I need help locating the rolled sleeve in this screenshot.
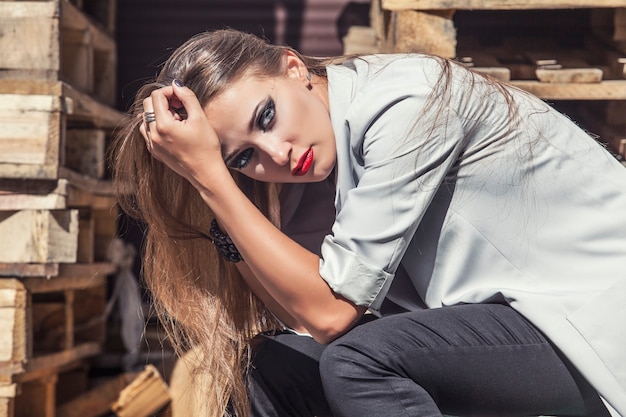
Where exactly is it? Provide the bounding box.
[319,235,394,311]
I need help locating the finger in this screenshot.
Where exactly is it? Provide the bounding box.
[170,80,206,120]
[140,98,156,152]
[142,97,157,129]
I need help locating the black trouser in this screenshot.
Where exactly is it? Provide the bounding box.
[247,304,609,417]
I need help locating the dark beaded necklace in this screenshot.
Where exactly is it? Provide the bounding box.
[210,219,243,263]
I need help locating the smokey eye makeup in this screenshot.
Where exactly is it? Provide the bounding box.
[257,98,275,132]
[228,98,277,170]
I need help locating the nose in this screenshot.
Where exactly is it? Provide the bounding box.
[261,136,291,167]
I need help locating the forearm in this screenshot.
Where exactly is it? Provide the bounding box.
[235,262,307,333]
[198,168,365,343]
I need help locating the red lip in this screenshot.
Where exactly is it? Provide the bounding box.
[292,147,313,176]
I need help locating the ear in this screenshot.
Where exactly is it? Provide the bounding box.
[284,50,309,84]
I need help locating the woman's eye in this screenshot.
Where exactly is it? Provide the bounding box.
[233,148,254,169]
[257,99,275,132]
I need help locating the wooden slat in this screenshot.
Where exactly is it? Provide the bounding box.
[382,0,626,10]
[0,264,60,279]
[0,94,64,173]
[0,176,115,211]
[0,210,78,263]
[20,342,101,378]
[0,262,114,281]
[0,280,27,364]
[510,79,626,99]
[535,68,604,83]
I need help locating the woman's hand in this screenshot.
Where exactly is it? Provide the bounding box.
[140,80,229,191]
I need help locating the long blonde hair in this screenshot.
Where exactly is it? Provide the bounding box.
[111,29,328,417]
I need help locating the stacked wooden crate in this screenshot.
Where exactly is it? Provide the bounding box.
[0,0,128,415]
[352,0,626,162]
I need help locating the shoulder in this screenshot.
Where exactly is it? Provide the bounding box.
[327,54,445,94]
[326,55,447,137]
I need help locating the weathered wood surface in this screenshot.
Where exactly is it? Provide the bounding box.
[0,210,78,264]
[509,79,626,99]
[382,0,626,10]
[0,281,27,365]
[0,93,64,179]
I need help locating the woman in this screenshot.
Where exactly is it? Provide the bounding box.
[112,29,626,417]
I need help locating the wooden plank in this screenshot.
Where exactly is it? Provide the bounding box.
[19,342,101,377]
[536,68,604,83]
[0,210,78,263]
[0,262,113,281]
[22,273,108,294]
[0,280,27,364]
[0,264,59,278]
[112,365,171,417]
[0,94,64,167]
[509,79,626,99]
[382,0,626,10]
[0,177,116,211]
[0,383,17,399]
[0,180,68,210]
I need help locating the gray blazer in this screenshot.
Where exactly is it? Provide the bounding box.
[282,55,626,416]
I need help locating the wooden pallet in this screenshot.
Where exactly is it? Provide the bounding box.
[0,0,117,105]
[0,80,126,180]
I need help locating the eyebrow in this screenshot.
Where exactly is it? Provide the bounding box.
[222,98,265,166]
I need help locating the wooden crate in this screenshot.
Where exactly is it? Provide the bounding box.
[0,81,126,180]
[0,0,117,105]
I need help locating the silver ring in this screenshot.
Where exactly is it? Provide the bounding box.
[144,111,156,124]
